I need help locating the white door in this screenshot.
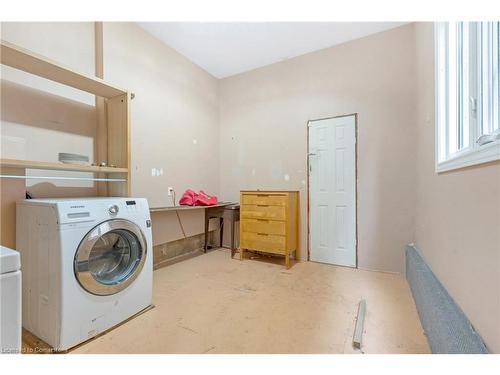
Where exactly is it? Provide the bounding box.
[309,115,356,267]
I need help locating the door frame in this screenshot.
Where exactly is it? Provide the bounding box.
[306,113,359,267]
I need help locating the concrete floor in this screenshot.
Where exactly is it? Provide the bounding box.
[72,248,430,354]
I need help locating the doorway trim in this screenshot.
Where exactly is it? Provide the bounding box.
[306,113,359,267]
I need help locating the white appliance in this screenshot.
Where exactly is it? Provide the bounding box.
[16,197,153,351]
[0,246,22,354]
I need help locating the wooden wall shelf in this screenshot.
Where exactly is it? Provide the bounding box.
[0,159,128,174]
[0,38,132,249]
[1,40,127,99]
[1,39,132,197]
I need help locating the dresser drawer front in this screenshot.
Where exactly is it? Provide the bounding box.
[241,219,286,235]
[241,194,288,206]
[240,205,286,220]
[241,232,286,254]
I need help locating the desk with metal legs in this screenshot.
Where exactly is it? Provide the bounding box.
[150,202,240,256]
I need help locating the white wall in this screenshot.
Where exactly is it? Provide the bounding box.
[102,23,220,244]
[1,22,95,103]
[218,24,418,271]
[1,22,419,260]
[1,22,220,246]
[414,22,500,353]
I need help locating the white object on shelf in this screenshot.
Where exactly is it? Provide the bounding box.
[0,246,22,354]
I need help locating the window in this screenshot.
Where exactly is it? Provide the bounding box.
[435,22,500,172]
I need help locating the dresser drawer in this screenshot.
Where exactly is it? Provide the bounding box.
[241,218,286,235]
[241,194,288,206]
[240,232,286,254]
[240,204,286,220]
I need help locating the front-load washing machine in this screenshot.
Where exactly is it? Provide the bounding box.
[16,197,153,351]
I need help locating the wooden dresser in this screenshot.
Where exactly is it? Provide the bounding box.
[239,191,299,269]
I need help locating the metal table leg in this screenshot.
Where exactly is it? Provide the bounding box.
[219,217,224,248]
[204,208,209,253]
[230,216,236,258]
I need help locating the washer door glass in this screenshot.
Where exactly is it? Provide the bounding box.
[74,219,147,296]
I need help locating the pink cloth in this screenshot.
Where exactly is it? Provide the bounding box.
[178,189,218,206]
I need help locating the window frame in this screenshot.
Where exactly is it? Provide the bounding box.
[435,22,500,173]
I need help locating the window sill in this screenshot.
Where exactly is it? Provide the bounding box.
[436,140,500,173]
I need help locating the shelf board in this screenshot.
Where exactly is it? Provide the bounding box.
[1,40,127,99]
[0,159,128,173]
[150,202,235,213]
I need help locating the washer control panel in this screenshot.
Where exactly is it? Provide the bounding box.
[106,200,140,216]
[125,200,139,213]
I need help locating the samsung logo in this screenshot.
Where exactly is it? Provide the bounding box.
[70,205,85,209]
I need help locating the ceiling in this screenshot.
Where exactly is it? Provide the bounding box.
[138,22,407,79]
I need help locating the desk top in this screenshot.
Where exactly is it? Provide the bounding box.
[149,201,236,213]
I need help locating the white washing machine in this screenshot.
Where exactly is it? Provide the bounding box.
[16,197,153,351]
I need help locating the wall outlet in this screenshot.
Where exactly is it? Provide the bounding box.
[168,187,174,196]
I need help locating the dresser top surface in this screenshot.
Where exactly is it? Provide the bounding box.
[240,190,299,194]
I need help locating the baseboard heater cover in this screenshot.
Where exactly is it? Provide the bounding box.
[405,244,488,354]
